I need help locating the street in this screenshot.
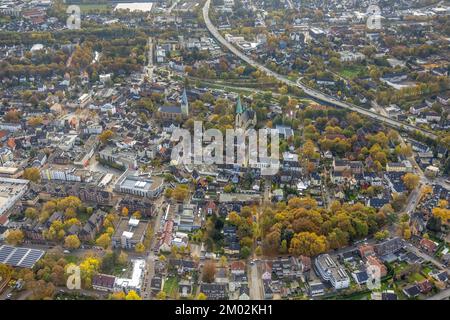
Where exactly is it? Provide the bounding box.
[427,287,450,300]
[248,261,263,300]
[141,196,167,300]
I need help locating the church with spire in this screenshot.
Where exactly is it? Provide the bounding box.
[235,96,257,129]
[157,88,189,120]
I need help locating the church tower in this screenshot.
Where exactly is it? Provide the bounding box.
[235,96,244,128]
[181,88,189,117]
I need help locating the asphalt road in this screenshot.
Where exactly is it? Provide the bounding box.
[202,0,437,141]
[248,261,263,300]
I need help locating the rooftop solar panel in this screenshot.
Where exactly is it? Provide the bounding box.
[0,246,14,263]
[0,245,45,268]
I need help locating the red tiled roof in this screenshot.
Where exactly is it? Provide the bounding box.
[230,261,245,271]
[420,238,437,252]
[0,215,9,225]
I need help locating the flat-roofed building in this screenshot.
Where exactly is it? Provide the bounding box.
[77,93,91,108]
[114,170,164,198]
[0,177,29,218]
[315,254,350,290]
[114,259,146,294]
[111,217,149,250]
[99,147,137,170]
[0,167,23,179]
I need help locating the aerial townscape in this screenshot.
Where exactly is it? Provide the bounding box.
[0,0,450,302]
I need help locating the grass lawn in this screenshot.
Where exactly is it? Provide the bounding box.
[338,65,367,80]
[407,272,425,283]
[422,266,433,275]
[163,277,179,298]
[392,261,408,274]
[65,255,80,264]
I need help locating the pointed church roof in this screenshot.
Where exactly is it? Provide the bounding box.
[181,88,188,105]
[236,96,244,114]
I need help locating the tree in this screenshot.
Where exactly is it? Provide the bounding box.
[64,235,81,249]
[96,233,111,249]
[79,257,101,289]
[98,130,114,144]
[132,211,141,219]
[57,196,81,212]
[64,207,77,219]
[289,232,328,257]
[156,291,166,300]
[110,291,126,300]
[402,173,420,191]
[126,290,142,300]
[280,239,288,253]
[0,264,13,281]
[4,110,20,123]
[196,292,207,300]
[392,193,407,212]
[135,243,145,253]
[301,140,319,160]
[28,279,55,300]
[172,185,189,202]
[6,229,24,245]
[223,184,235,195]
[23,167,41,183]
[118,251,128,265]
[374,230,389,241]
[202,261,216,283]
[432,207,450,223]
[240,246,251,259]
[28,116,44,127]
[104,213,118,228]
[121,207,129,217]
[25,207,38,219]
[219,255,227,268]
[403,227,411,240]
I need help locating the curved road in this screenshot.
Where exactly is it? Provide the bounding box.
[202,0,437,141]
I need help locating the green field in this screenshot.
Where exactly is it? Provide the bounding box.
[339,66,367,80]
[407,272,425,283]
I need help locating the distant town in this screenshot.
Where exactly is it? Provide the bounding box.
[0,0,449,301]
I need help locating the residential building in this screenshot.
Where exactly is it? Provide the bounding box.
[111,217,149,250]
[314,254,350,290]
[92,274,116,292]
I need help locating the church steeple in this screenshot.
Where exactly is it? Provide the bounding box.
[236,96,244,114]
[181,88,188,116]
